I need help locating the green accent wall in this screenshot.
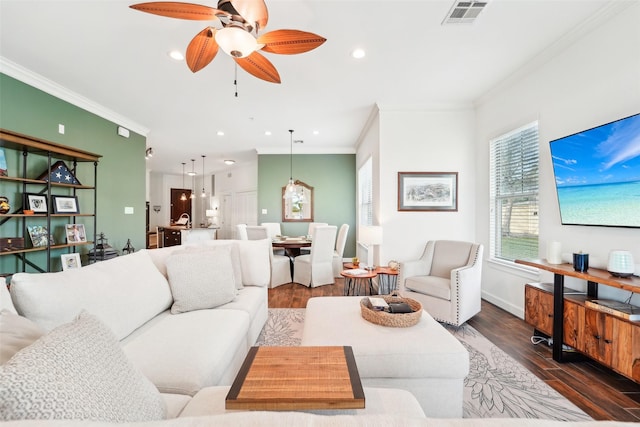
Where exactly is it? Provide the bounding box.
[258,154,357,258]
[0,73,146,273]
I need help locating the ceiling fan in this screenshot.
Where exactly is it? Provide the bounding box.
[130,0,326,83]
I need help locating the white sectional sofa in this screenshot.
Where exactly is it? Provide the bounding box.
[3,239,272,418]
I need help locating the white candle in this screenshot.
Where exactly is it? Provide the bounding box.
[547,241,562,264]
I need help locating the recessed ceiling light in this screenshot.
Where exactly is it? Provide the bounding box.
[168,50,184,61]
[351,48,365,59]
[224,159,236,165]
[313,130,320,135]
[265,131,272,136]
[217,131,225,136]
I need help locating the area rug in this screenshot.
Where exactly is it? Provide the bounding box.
[256,308,591,421]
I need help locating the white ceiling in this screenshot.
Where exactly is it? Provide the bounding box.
[0,0,624,175]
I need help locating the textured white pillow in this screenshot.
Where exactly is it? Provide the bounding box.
[166,245,237,314]
[0,311,166,422]
[0,309,44,365]
[184,243,243,289]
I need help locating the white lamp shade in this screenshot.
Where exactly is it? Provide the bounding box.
[359,226,383,246]
[215,27,258,58]
[205,209,215,218]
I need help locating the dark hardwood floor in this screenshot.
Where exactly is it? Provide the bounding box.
[267,279,640,422]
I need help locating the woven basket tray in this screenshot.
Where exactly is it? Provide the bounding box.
[360,293,422,328]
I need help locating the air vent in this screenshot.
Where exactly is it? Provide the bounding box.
[442,1,488,25]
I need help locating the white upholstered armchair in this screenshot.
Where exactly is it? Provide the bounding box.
[398,240,483,327]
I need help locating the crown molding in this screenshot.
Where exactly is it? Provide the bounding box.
[0,56,149,136]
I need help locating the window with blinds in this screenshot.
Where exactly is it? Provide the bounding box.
[490,122,539,262]
[359,157,373,226]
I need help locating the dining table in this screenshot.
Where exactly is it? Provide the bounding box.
[271,237,312,258]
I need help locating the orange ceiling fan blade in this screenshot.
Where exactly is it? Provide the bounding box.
[257,30,327,55]
[186,27,219,72]
[234,51,281,84]
[230,0,268,31]
[130,2,228,21]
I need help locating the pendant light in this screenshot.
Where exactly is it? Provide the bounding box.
[189,159,196,199]
[180,163,187,201]
[283,129,296,199]
[201,155,207,198]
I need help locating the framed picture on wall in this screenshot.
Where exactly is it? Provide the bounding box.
[398,172,458,212]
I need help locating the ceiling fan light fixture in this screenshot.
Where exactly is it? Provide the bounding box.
[215,26,258,58]
[224,159,236,165]
[168,50,184,61]
[351,48,366,59]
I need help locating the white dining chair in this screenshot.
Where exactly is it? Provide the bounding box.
[293,225,337,287]
[236,224,248,240]
[332,224,349,277]
[301,222,328,254]
[261,222,285,255]
[246,226,291,287]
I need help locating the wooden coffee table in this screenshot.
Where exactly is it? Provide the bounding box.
[225,346,365,411]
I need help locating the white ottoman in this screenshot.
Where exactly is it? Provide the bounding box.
[301,296,469,418]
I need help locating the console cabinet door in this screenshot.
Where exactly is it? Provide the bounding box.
[524,285,553,335]
[610,318,640,382]
[563,300,584,350]
[583,309,614,365]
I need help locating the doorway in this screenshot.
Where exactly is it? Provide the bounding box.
[170,188,192,224]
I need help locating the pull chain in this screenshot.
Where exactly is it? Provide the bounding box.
[234,63,238,98]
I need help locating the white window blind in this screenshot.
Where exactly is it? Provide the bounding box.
[358,157,373,226]
[490,122,539,262]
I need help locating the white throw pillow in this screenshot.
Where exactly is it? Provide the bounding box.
[166,245,237,314]
[184,242,243,290]
[0,309,44,365]
[0,311,166,422]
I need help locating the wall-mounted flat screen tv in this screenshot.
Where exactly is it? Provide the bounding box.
[550,113,640,228]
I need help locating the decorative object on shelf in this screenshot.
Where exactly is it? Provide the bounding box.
[388,260,399,271]
[572,252,589,272]
[398,172,458,212]
[607,250,635,277]
[36,160,81,185]
[0,147,7,176]
[24,193,48,213]
[61,253,81,271]
[88,232,119,263]
[546,241,563,264]
[52,195,79,214]
[0,237,24,251]
[122,239,135,255]
[27,225,50,247]
[0,196,9,214]
[65,224,87,243]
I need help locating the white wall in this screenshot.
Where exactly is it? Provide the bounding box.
[475,3,640,317]
[357,105,477,266]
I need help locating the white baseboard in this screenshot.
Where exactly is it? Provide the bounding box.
[481,290,524,320]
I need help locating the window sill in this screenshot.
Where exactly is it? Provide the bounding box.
[487,257,540,280]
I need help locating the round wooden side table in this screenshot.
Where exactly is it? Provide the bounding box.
[341,269,377,296]
[374,266,399,295]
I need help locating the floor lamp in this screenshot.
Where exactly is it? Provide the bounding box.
[359,226,383,270]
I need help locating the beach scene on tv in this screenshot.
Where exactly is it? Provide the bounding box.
[550,113,640,228]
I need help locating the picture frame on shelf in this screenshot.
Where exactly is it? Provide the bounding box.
[65,224,87,244]
[24,193,48,213]
[398,172,458,212]
[0,148,7,177]
[52,195,79,214]
[27,225,50,248]
[61,253,81,271]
